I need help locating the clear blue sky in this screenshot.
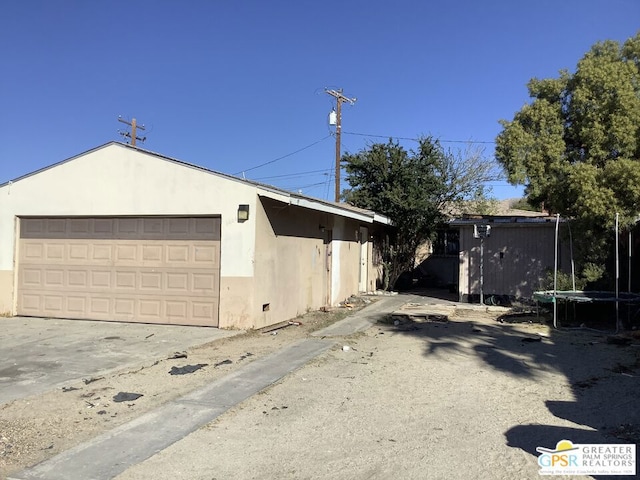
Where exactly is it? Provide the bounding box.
[1,1,638,200]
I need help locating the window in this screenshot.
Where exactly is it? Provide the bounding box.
[433,229,459,255]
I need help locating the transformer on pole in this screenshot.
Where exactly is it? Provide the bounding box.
[324,89,356,202]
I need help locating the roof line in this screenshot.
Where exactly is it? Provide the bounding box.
[1,142,391,225]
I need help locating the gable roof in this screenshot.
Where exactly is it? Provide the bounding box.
[1,142,391,226]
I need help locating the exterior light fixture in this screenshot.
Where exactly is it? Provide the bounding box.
[237,204,250,222]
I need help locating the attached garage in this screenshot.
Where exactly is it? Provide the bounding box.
[0,142,390,329]
[17,217,221,326]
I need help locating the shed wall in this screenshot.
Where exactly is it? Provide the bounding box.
[458,223,571,302]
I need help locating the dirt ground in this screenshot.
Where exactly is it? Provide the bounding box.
[2,300,640,480]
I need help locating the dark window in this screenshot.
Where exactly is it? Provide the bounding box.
[433,229,459,255]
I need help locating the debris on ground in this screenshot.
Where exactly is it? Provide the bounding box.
[260,320,301,335]
[82,377,104,385]
[61,386,80,393]
[113,392,143,402]
[238,353,254,361]
[169,364,208,375]
[168,351,188,359]
[214,359,233,367]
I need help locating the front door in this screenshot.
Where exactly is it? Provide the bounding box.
[359,227,368,292]
[324,229,332,306]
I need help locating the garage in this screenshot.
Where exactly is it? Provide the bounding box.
[0,142,390,329]
[16,216,221,326]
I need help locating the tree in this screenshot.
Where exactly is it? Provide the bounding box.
[342,137,498,289]
[496,32,640,286]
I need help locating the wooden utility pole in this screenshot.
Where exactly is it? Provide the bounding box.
[118,117,146,146]
[325,89,356,202]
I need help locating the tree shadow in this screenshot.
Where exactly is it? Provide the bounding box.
[385,311,640,478]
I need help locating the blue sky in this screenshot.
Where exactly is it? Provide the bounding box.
[1,1,638,201]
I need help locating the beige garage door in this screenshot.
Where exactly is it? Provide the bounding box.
[17,217,220,326]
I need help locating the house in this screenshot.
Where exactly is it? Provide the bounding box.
[450,215,571,303]
[0,142,390,329]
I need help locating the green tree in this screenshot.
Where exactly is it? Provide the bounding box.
[342,137,497,289]
[496,32,640,285]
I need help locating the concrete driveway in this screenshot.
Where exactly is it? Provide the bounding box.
[0,317,239,405]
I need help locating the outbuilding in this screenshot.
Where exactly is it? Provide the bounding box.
[451,215,571,303]
[0,142,390,329]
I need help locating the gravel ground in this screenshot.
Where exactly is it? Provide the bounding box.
[3,300,640,480]
[119,309,640,480]
[0,304,359,480]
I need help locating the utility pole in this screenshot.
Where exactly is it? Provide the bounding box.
[118,117,146,146]
[325,88,356,202]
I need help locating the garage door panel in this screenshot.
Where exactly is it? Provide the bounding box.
[92,244,113,262]
[140,272,162,291]
[22,269,42,286]
[44,270,64,287]
[23,243,43,259]
[116,244,137,262]
[115,298,135,315]
[94,218,114,234]
[67,296,86,314]
[69,218,91,234]
[167,245,189,263]
[115,271,136,289]
[90,297,111,315]
[90,270,112,288]
[69,243,90,260]
[68,270,88,287]
[142,245,162,262]
[17,216,220,326]
[45,244,64,261]
[44,295,64,312]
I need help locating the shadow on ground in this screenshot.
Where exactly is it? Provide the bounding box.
[383,310,640,478]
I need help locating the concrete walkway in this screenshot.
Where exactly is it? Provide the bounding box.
[10,294,416,480]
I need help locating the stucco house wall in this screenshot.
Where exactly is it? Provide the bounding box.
[254,196,329,328]
[0,142,389,328]
[0,144,256,324]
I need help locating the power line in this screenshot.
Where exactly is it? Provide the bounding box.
[343,131,496,144]
[281,181,329,190]
[253,169,331,181]
[233,135,332,175]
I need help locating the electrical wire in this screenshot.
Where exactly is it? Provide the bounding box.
[252,169,331,181]
[233,135,332,175]
[343,131,496,144]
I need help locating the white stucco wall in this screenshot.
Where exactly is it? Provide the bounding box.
[0,143,390,327]
[0,144,258,317]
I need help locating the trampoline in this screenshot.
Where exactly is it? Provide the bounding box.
[533,291,640,304]
[533,290,640,331]
[538,213,639,331]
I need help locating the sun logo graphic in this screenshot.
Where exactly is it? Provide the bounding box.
[537,440,579,470]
